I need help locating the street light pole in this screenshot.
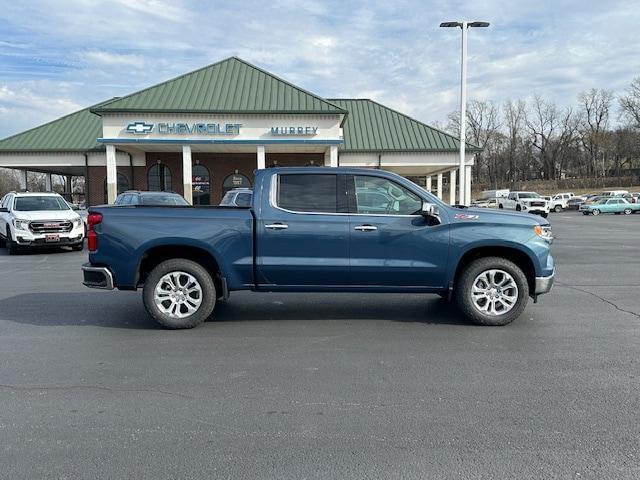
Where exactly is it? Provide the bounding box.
[440,21,489,205]
[459,21,468,206]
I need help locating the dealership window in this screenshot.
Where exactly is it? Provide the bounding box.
[223,172,251,194]
[192,164,210,206]
[277,174,337,213]
[103,173,130,203]
[148,164,172,192]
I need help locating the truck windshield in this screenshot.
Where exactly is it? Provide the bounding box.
[14,196,70,211]
[519,193,540,199]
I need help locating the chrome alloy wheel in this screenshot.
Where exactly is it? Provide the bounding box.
[154,271,203,318]
[471,269,519,316]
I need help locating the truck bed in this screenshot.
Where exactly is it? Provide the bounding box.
[88,205,254,289]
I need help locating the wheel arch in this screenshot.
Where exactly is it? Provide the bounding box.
[135,241,223,292]
[452,245,537,294]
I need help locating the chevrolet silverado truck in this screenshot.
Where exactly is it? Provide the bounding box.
[81,167,555,328]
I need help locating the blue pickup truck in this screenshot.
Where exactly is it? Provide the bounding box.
[82,167,555,328]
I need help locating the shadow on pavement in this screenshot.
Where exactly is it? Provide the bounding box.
[0,292,471,329]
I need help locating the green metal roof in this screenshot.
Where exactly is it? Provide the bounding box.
[0,103,105,152]
[329,98,480,152]
[93,57,346,115]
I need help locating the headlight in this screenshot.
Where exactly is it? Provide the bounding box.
[534,225,553,242]
[12,219,29,230]
[74,218,83,228]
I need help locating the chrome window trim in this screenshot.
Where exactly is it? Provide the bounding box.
[269,173,424,218]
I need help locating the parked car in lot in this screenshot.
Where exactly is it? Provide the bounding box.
[471,198,499,208]
[498,191,550,217]
[219,188,253,207]
[82,167,555,329]
[0,192,85,254]
[600,190,629,197]
[566,196,587,210]
[114,190,189,206]
[579,198,640,215]
[617,192,639,204]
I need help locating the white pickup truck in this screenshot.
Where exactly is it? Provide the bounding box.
[549,192,575,212]
[498,191,550,218]
[0,192,85,254]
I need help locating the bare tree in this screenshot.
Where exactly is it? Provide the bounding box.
[0,168,21,196]
[447,99,502,183]
[525,95,577,180]
[577,88,614,177]
[619,77,640,129]
[503,99,526,182]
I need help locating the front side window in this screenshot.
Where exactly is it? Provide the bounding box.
[277,174,337,213]
[354,175,422,215]
[14,196,69,211]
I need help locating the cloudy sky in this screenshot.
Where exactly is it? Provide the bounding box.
[0,0,638,138]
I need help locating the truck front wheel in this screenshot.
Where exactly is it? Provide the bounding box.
[143,259,216,329]
[455,257,529,326]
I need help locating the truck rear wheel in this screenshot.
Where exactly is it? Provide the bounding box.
[455,257,529,326]
[142,259,216,329]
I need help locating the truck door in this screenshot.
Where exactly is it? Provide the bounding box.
[255,172,350,287]
[347,174,449,288]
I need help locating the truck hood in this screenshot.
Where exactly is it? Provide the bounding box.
[11,210,80,222]
[449,206,550,226]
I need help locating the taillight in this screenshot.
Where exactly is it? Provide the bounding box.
[87,213,102,252]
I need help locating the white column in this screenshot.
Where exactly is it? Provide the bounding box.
[256,145,266,169]
[105,144,117,204]
[436,173,443,200]
[44,173,52,191]
[449,169,457,205]
[329,145,338,167]
[465,165,472,205]
[182,145,193,205]
[19,170,27,190]
[426,176,432,193]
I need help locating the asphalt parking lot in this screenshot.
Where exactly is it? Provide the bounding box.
[1,213,639,479]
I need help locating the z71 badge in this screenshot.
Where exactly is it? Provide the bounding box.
[454,213,480,220]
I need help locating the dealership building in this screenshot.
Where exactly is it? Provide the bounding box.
[0,57,478,206]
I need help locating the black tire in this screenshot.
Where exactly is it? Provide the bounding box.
[454,257,529,326]
[554,205,562,213]
[582,211,589,215]
[6,228,17,255]
[142,259,216,329]
[498,204,504,209]
[516,205,521,211]
[592,209,601,216]
[623,208,632,215]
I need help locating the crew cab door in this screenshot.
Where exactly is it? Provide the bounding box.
[347,174,449,288]
[255,172,350,287]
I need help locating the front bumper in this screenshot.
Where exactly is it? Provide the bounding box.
[14,225,85,247]
[82,263,115,290]
[534,268,555,295]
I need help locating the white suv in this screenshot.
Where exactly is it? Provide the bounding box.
[0,192,85,254]
[498,191,550,218]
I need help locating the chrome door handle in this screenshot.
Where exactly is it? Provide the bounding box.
[354,225,377,231]
[265,223,288,230]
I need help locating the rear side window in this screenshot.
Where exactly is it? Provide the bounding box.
[277,174,337,213]
[235,193,252,207]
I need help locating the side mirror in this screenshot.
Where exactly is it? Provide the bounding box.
[421,201,438,218]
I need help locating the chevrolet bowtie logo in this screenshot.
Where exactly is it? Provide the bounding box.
[126,121,154,134]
